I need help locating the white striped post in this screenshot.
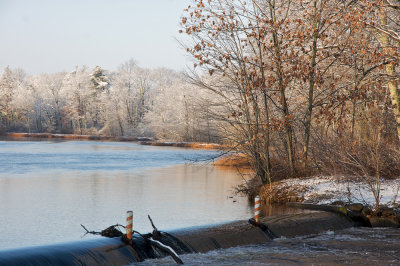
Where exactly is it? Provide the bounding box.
[254,196,260,224]
[126,211,133,242]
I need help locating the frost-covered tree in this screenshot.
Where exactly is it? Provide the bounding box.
[62,67,93,134]
[145,68,221,141]
[88,66,110,131]
[90,66,110,92]
[28,73,65,132]
[145,69,186,139]
[103,59,152,135]
[0,67,16,128]
[0,66,29,131]
[118,59,150,128]
[0,62,221,140]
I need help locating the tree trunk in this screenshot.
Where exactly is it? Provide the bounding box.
[377,9,400,141]
[269,1,295,176]
[303,0,319,169]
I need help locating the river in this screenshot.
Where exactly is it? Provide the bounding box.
[0,140,251,250]
[2,140,399,265]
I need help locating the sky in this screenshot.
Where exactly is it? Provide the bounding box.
[0,0,191,74]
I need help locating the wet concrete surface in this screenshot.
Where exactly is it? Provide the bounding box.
[170,221,271,253]
[262,211,354,238]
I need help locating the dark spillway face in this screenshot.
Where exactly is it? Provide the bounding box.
[168,220,273,253]
[0,234,192,266]
[0,213,356,265]
[0,233,197,265]
[0,237,139,266]
[0,220,273,265]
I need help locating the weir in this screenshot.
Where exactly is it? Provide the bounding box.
[0,211,354,265]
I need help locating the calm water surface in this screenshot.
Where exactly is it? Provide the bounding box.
[0,140,251,250]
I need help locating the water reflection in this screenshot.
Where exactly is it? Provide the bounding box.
[0,141,252,250]
[261,204,316,217]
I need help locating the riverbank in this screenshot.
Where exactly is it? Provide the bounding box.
[3,132,224,150]
[139,141,226,150]
[212,153,251,168]
[215,153,400,212]
[5,132,150,141]
[256,175,400,228]
[258,175,400,207]
[213,152,400,226]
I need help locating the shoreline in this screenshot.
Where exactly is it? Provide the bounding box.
[2,132,224,150]
[4,132,148,141]
[211,152,400,227]
[256,176,400,228]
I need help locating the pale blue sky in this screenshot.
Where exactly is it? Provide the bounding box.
[0,0,191,74]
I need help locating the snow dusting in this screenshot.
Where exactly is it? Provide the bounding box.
[275,176,400,207]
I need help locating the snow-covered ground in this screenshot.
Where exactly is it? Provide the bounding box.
[275,176,400,207]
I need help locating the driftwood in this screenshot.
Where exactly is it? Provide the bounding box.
[147,237,183,264]
[81,216,184,264]
[148,215,161,239]
[131,215,183,264]
[80,224,100,235]
[80,224,125,237]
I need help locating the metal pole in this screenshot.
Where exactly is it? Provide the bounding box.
[126,211,133,242]
[254,196,260,224]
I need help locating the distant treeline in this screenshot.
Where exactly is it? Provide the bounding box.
[0,59,221,142]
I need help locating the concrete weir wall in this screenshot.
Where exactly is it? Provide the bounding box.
[0,211,354,265]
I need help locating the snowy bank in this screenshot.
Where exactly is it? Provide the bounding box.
[266,176,400,208]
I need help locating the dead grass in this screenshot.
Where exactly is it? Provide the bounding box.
[236,176,307,204]
[7,132,30,138]
[213,154,251,167]
[139,141,226,150]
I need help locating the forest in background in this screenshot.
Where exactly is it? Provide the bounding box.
[1,0,400,194]
[179,0,400,190]
[0,60,221,143]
